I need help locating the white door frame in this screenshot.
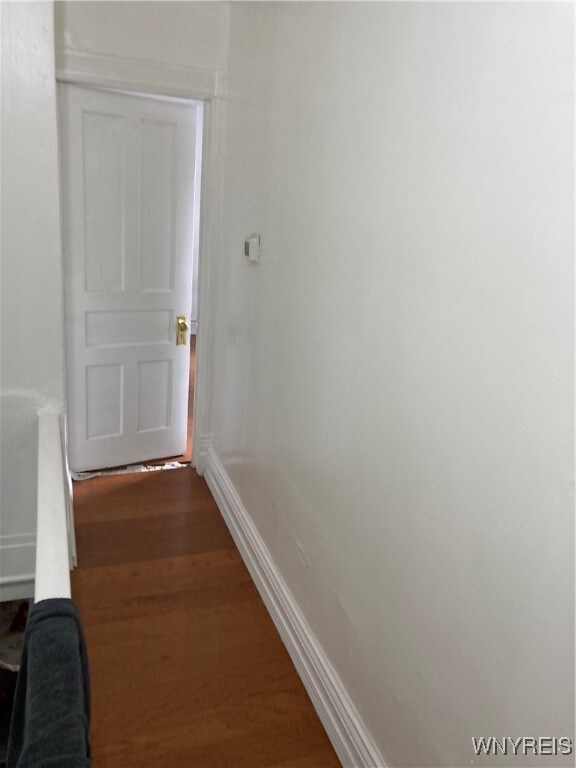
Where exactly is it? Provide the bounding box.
[55,51,226,472]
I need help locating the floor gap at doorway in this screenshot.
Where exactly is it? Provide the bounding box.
[71,460,188,482]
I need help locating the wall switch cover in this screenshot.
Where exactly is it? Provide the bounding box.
[244,233,260,264]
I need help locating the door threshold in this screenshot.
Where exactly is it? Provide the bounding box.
[72,460,190,482]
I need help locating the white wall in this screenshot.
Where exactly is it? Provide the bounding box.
[1,2,65,405]
[1,2,64,597]
[54,1,229,74]
[213,3,574,766]
[0,394,38,600]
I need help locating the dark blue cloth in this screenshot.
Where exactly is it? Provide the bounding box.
[7,599,90,768]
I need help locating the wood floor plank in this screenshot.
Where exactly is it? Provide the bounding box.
[72,552,254,626]
[75,510,234,567]
[71,467,340,768]
[72,468,216,524]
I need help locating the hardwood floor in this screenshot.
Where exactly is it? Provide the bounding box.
[71,468,340,768]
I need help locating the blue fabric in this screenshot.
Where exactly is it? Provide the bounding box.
[7,599,90,768]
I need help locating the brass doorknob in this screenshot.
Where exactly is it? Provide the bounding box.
[176,315,189,346]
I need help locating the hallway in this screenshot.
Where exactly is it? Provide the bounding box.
[71,467,339,767]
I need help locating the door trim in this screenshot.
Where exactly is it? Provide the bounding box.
[56,52,224,470]
[56,49,228,100]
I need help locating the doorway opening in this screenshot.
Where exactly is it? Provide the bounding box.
[149,332,196,466]
[59,83,204,474]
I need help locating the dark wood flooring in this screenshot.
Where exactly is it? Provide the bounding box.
[71,467,340,768]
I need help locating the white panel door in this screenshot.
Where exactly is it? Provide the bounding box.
[60,84,198,471]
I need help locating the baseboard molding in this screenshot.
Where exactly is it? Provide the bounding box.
[0,533,36,601]
[0,577,34,602]
[204,447,386,768]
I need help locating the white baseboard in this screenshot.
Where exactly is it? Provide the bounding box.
[0,533,36,601]
[204,447,386,768]
[0,577,34,602]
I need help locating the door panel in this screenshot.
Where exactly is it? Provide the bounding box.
[140,120,177,291]
[82,111,125,293]
[60,84,197,471]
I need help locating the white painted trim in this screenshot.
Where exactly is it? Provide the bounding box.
[0,533,36,601]
[0,533,36,547]
[0,578,35,602]
[61,410,77,568]
[35,410,71,601]
[194,434,213,475]
[192,96,225,471]
[204,447,387,768]
[55,48,227,100]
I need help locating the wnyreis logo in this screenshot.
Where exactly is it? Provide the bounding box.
[472,737,573,757]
